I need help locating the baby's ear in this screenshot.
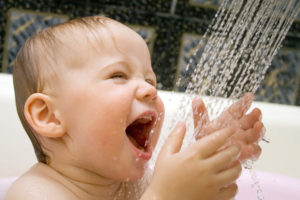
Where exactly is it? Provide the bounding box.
[24,93,66,138]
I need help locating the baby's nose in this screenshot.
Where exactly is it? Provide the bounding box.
[136,81,157,102]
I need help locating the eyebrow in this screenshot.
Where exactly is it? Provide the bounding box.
[102,60,131,71]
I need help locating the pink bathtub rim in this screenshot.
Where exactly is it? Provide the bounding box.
[1,170,300,200]
[236,170,300,200]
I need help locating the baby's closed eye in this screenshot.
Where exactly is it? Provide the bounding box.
[110,72,128,80]
[145,79,156,87]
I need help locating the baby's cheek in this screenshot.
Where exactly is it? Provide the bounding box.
[151,117,163,150]
[151,130,161,151]
[152,96,165,149]
[156,96,165,115]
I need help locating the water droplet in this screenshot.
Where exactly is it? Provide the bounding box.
[150,129,154,135]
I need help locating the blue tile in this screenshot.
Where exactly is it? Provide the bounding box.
[255,49,300,105]
[2,9,68,73]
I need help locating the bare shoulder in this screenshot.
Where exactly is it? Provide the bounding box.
[5,163,78,200]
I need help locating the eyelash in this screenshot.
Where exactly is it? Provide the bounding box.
[110,72,156,86]
[146,79,156,87]
[110,72,128,79]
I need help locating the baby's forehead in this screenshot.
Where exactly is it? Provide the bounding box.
[56,20,149,68]
[58,21,123,51]
[108,22,148,52]
[52,23,115,67]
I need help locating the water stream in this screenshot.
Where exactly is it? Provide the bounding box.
[147,0,300,199]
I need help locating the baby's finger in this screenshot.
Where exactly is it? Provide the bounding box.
[192,98,209,128]
[240,108,262,130]
[159,122,186,157]
[235,121,264,144]
[225,93,253,119]
[217,183,239,200]
[207,145,241,172]
[239,144,262,162]
[192,98,209,138]
[247,121,264,143]
[193,128,234,158]
[216,161,242,185]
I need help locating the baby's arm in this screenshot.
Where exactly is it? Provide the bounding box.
[141,123,241,200]
[193,93,264,162]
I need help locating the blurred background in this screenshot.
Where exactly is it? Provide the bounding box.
[0,0,300,106]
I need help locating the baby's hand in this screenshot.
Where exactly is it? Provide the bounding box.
[192,93,265,162]
[142,123,242,200]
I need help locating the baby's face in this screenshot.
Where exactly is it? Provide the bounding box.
[51,21,164,181]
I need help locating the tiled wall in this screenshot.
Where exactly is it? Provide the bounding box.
[1,0,300,106]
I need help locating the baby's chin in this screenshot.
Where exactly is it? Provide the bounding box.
[120,165,149,182]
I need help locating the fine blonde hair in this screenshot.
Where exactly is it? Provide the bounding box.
[13,15,111,163]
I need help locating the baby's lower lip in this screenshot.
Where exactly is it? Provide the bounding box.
[129,139,152,160]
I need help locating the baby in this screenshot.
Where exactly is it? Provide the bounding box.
[6,16,264,200]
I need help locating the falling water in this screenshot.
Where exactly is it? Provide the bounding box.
[172,0,300,123]
[142,0,300,200]
[150,0,300,160]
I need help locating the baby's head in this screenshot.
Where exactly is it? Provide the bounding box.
[13,16,164,181]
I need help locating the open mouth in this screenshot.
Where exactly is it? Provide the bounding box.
[126,113,156,153]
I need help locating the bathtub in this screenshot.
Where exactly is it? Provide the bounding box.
[1,73,300,199]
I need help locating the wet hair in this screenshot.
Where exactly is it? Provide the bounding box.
[13,15,112,163]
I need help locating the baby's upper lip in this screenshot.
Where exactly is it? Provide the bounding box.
[127,111,158,128]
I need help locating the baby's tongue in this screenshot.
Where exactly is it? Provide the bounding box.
[126,123,147,150]
[128,135,144,151]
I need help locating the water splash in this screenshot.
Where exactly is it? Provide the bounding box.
[243,160,265,200]
[146,0,299,199]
